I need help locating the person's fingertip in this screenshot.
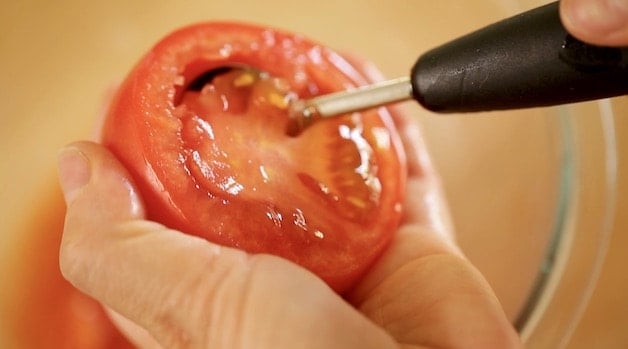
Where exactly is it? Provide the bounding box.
[58,145,91,204]
[562,0,628,45]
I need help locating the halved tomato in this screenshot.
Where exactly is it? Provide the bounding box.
[101,22,406,293]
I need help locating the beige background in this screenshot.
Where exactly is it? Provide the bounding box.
[1,0,626,347]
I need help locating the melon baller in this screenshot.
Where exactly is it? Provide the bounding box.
[288,1,628,132]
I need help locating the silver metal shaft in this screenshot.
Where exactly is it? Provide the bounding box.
[291,77,413,119]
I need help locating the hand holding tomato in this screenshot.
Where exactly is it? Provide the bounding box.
[58,116,521,349]
[57,22,521,348]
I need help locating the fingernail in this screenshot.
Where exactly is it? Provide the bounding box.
[566,0,628,34]
[58,147,91,204]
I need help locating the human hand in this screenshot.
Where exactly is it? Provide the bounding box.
[560,0,628,46]
[57,104,521,349]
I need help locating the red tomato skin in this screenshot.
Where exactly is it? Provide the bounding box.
[101,22,406,293]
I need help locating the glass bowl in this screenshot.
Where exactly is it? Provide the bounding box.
[515,101,617,347]
[0,0,616,347]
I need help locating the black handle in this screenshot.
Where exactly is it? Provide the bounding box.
[411,1,628,113]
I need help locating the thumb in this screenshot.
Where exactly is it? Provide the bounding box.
[560,0,628,46]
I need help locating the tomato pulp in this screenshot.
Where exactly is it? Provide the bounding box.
[102,22,406,293]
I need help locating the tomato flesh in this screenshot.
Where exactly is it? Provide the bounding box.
[102,22,406,293]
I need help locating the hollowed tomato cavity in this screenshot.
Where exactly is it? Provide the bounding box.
[174,67,383,226]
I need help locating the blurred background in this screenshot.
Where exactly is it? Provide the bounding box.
[1,0,626,347]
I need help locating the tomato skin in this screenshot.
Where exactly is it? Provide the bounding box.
[102,22,406,293]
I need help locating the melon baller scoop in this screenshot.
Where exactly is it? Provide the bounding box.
[288,1,628,133]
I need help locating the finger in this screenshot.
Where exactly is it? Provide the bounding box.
[58,141,398,349]
[560,0,628,46]
[350,224,522,348]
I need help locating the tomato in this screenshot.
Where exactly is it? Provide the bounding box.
[101,22,406,293]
